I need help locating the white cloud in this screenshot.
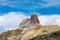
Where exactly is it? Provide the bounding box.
[0,12,60,33]
[0,12,29,32]
[40,0,60,8]
[39,14,60,26]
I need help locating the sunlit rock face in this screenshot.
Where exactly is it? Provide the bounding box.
[20,14,40,28]
[20,18,30,27]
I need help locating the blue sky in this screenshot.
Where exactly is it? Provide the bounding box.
[0,0,60,15]
[0,0,60,33]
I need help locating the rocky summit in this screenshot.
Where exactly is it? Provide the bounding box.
[0,14,60,40]
[20,14,40,28]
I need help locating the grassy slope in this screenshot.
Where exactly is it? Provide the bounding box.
[21,25,60,40]
[0,25,60,40]
[0,29,22,40]
[31,30,60,40]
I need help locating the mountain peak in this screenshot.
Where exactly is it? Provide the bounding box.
[20,14,40,28]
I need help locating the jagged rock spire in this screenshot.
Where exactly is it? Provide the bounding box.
[30,14,40,24]
[20,14,40,27]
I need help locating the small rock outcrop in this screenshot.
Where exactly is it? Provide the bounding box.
[20,18,30,27]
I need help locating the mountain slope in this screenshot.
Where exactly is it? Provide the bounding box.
[21,25,60,40]
[0,25,60,40]
[0,14,60,40]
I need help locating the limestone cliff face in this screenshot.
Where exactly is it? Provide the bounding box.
[0,14,60,40]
